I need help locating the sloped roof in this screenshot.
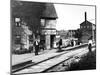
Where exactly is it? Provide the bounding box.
[41,3,58,19]
[12,1,58,19]
[80,20,95,26]
[80,20,92,25]
[11,1,46,17]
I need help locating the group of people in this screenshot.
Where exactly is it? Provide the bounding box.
[33,36,93,55]
[57,37,93,52]
[71,39,76,46]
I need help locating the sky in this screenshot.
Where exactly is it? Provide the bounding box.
[54,4,95,30]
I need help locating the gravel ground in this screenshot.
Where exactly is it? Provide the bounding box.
[69,50,96,71]
[46,49,96,73]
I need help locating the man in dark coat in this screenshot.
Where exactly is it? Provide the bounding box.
[34,39,39,55]
[58,38,62,51]
[71,39,74,46]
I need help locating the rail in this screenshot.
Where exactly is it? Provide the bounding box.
[12,43,88,73]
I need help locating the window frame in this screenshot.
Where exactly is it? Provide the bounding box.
[15,35,21,45]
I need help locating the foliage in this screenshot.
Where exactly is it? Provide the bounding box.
[74,29,82,39]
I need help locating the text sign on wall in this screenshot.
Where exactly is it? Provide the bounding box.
[42,30,56,35]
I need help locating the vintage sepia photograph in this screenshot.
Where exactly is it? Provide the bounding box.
[11,0,96,74]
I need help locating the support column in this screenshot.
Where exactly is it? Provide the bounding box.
[33,33,35,52]
[45,35,50,49]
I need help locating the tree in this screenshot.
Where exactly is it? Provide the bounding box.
[74,29,82,44]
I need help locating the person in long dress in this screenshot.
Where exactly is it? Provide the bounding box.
[88,36,93,52]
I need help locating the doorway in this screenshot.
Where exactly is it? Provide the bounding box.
[50,35,55,48]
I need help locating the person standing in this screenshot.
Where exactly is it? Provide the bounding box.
[73,40,76,46]
[88,36,93,52]
[71,39,74,46]
[58,38,62,51]
[34,39,39,55]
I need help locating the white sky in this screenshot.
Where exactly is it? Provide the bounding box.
[54,4,95,30]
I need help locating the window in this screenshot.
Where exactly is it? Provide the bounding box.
[81,26,83,29]
[15,18,21,27]
[15,35,21,44]
[41,19,45,26]
[87,26,89,28]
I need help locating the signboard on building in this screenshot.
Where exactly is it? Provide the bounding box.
[40,19,57,28]
[42,30,56,35]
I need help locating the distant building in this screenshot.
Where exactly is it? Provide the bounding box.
[56,30,69,39]
[80,12,96,43]
[56,30,76,39]
[68,30,76,38]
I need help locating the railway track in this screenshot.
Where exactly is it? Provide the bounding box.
[12,44,91,74]
[12,44,88,73]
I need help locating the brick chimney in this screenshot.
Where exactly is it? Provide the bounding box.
[85,12,87,21]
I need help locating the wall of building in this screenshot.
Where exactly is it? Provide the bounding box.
[41,19,57,49]
[11,1,46,53]
[11,1,58,52]
[80,21,95,43]
[11,17,32,53]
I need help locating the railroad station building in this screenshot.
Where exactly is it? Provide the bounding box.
[11,0,58,53]
[40,3,58,49]
[80,12,96,43]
